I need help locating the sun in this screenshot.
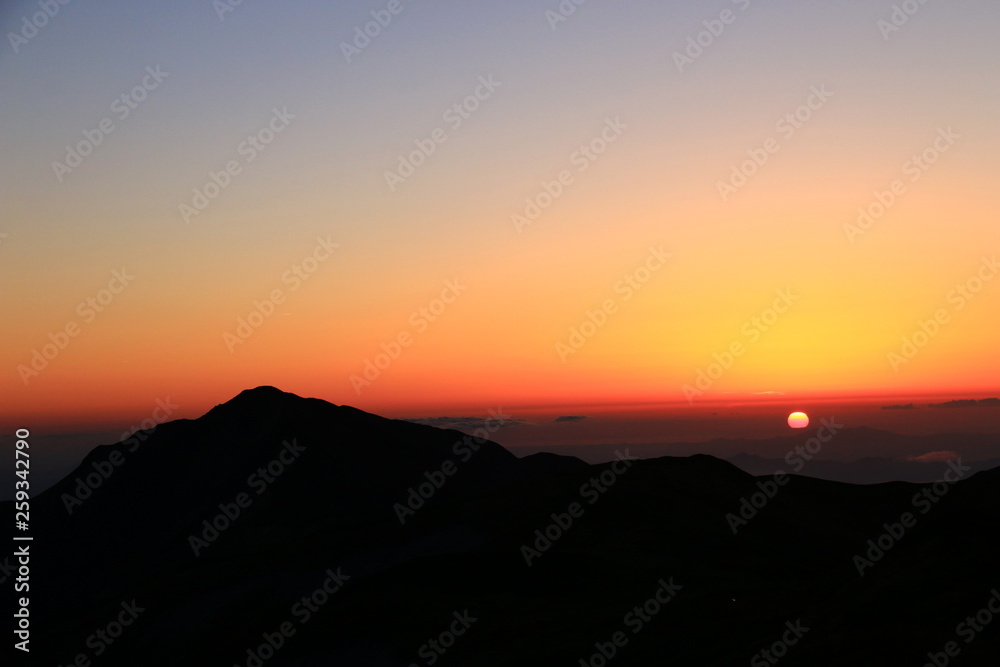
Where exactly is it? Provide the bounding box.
[787,412,809,429]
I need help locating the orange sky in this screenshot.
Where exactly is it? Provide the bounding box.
[2,1,998,432]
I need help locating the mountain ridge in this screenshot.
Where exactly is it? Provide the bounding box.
[7,387,1000,665]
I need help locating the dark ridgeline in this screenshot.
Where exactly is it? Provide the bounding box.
[515,428,1000,484]
[7,387,1000,665]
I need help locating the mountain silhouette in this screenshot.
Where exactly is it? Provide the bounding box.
[511,428,1000,482]
[7,387,1000,665]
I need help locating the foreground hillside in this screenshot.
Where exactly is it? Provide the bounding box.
[6,387,1000,665]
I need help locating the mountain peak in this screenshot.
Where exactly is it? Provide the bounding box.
[234,385,295,401]
[202,386,312,422]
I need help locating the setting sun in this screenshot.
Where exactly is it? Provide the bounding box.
[788,412,810,429]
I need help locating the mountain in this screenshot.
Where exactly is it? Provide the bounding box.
[725,452,1000,484]
[509,427,1000,484]
[5,387,1000,665]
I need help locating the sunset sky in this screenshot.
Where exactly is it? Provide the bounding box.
[2,0,998,432]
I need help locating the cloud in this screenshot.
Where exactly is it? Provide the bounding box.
[905,451,961,463]
[928,398,1000,409]
[554,415,587,423]
[881,403,916,410]
[404,416,527,430]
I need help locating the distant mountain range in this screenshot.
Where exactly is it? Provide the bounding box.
[509,428,1000,484]
[6,387,1000,665]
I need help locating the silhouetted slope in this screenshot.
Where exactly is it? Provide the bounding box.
[6,388,1000,666]
[727,452,1000,484]
[26,387,544,608]
[512,428,1000,482]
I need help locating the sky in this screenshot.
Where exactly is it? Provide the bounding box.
[2,0,999,434]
